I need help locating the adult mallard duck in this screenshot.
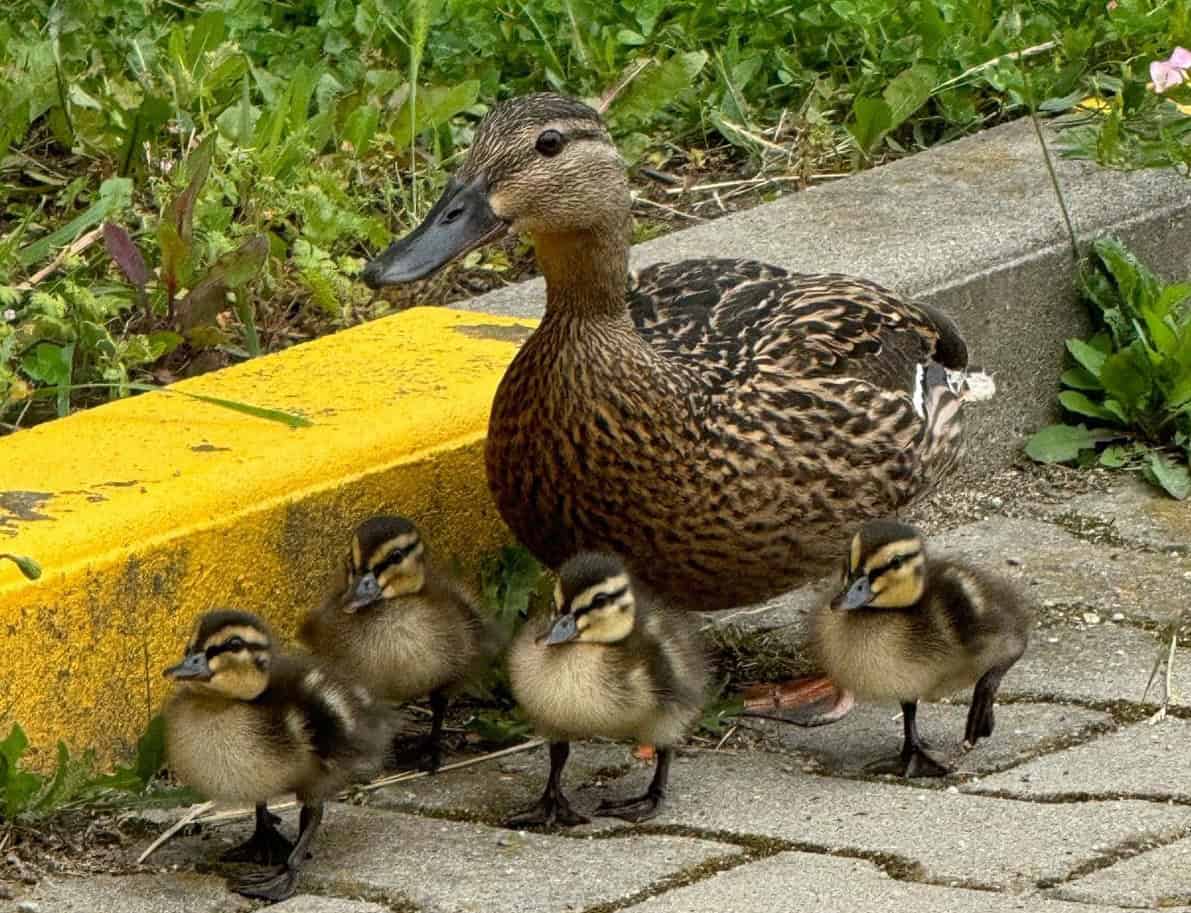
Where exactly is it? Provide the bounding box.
[361,92,993,613]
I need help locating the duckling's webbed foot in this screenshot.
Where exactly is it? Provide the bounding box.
[234,865,299,903]
[505,741,590,829]
[506,792,590,828]
[595,793,662,822]
[390,734,443,773]
[390,689,448,772]
[595,747,672,823]
[221,804,294,865]
[866,701,951,779]
[232,802,323,903]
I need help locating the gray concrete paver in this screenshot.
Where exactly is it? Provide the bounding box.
[1060,479,1191,554]
[270,897,393,913]
[968,718,1191,800]
[371,742,631,820]
[764,701,1113,777]
[1056,836,1191,908]
[164,804,741,913]
[12,873,251,913]
[650,751,1191,889]
[620,852,1139,913]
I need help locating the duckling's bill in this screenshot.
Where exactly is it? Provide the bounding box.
[362,175,507,287]
[832,573,874,611]
[346,570,383,612]
[163,651,213,682]
[541,613,579,645]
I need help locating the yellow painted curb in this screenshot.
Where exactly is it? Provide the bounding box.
[0,306,536,765]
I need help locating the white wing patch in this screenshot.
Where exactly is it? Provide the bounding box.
[911,363,927,419]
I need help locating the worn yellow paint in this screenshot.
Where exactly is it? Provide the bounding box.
[0,306,536,765]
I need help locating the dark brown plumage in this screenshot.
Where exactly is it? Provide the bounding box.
[363,92,993,612]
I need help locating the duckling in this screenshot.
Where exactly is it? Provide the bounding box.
[163,610,393,902]
[812,520,1031,777]
[506,552,709,827]
[298,515,491,771]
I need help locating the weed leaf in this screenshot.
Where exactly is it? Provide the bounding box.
[1024,423,1119,463]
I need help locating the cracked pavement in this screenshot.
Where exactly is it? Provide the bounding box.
[9,475,1191,913]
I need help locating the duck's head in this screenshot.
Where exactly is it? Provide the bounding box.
[335,515,426,612]
[541,552,637,646]
[361,93,628,288]
[832,520,926,611]
[164,610,274,701]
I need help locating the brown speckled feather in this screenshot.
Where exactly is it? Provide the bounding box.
[385,93,991,613]
[488,258,974,611]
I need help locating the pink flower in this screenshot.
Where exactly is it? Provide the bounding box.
[1151,47,1191,93]
[1106,1,1118,10]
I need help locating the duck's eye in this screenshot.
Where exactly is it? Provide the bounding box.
[225,636,246,652]
[590,593,609,610]
[535,129,565,157]
[889,556,905,571]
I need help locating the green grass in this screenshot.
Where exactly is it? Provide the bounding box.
[0,0,1187,427]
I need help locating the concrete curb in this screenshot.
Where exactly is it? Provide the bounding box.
[465,119,1191,478]
[0,307,534,762]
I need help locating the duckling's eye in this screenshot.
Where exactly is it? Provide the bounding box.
[590,593,609,610]
[535,129,565,157]
[225,636,247,652]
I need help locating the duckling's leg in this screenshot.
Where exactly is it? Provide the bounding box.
[391,689,448,772]
[220,803,294,864]
[233,801,323,902]
[964,663,1011,749]
[596,747,672,823]
[865,701,950,778]
[505,741,590,828]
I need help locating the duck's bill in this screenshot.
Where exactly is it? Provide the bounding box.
[361,175,508,288]
[164,651,213,682]
[831,575,874,611]
[539,614,579,646]
[345,571,382,613]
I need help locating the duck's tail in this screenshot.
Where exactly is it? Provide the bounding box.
[948,366,997,404]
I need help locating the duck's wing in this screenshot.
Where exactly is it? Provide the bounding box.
[628,259,970,397]
[272,657,393,774]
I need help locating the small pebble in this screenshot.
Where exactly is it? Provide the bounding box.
[1006,557,1022,567]
[18,902,39,913]
[947,785,960,794]
[1083,612,1101,625]
[1046,636,1060,644]
[0,884,11,900]
[1111,612,1125,622]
